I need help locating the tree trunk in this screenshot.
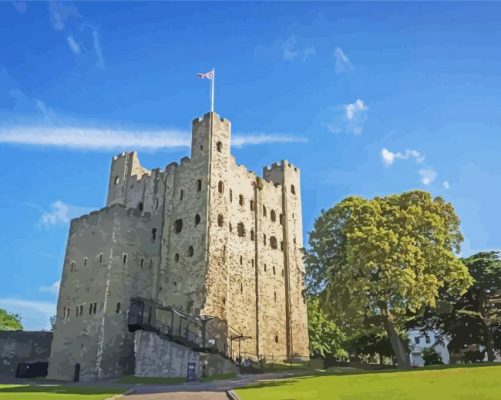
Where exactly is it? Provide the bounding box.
[483,319,496,362]
[380,305,411,369]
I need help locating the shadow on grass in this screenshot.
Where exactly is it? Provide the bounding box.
[117,375,185,385]
[0,385,121,395]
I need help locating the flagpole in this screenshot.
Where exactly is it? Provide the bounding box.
[210,68,215,112]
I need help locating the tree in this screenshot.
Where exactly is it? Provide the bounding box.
[306,191,472,369]
[308,297,348,359]
[0,308,23,331]
[422,347,443,366]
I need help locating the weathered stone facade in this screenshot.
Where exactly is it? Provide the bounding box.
[48,112,309,382]
[0,331,52,375]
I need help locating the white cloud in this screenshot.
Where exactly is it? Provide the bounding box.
[232,133,307,148]
[91,28,105,70]
[381,148,424,167]
[345,99,367,121]
[324,99,369,135]
[419,168,437,185]
[334,47,352,73]
[39,280,60,295]
[282,36,315,61]
[49,1,80,31]
[66,35,80,54]
[443,181,450,189]
[0,298,56,331]
[0,125,306,151]
[39,200,91,228]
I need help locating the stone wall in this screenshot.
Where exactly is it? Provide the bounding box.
[0,331,52,375]
[134,330,236,378]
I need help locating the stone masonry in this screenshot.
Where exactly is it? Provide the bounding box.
[47,112,309,381]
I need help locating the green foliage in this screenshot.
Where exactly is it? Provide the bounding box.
[422,347,443,366]
[0,308,22,331]
[306,191,472,367]
[346,331,410,359]
[308,298,348,359]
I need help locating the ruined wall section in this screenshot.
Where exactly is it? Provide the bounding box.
[48,205,159,381]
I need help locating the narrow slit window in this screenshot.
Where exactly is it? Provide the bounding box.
[196,179,202,192]
[218,181,224,194]
[123,254,127,264]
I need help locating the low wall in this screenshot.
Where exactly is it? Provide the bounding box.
[134,331,236,379]
[0,331,53,375]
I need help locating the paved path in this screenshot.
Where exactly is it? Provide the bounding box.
[126,390,229,399]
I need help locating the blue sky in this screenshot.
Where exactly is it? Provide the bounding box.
[1,2,501,330]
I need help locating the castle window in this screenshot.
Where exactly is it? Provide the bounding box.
[223,297,226,305]
[240,255,243,265]
[251,259,255,268]
[229,223,233,232]
[89,304,93,314]
[149,259,153,269]
[197,179,202,192]
[137,202,144,211]
[279,214,284,225]
[250,200,254,211]
[116,302,121,314]
[155,198,159,210]
[270,236,278,249]
[263,205,267,217]
[83,257,87,267]
[282,269,285,277]
[174,219,183,233]
[240,282,243,293]
[123,254,128,264]
[140,259,144,269]
[79,305,83,316]
[229,189,233,202]
[218,181,224,194]
[180,189,184,201]
[93,303,97,314]
[239,195,244,206]
[291,184,296,195]
[250,229,255,241]
[274,291,277,302]
[188,246,194,257]
[114,176,120,185]
[280,241,284,251]
[263,234,267,245]
[216,141,223,152]
[237,222,246,237]
[152,228,157,241]
[218,214,224,227]
[174,253,180,262]
[270,210,276,222]
[264,264,267,272]
[273,266,276,275]
[99,254,103,264]
[195,214,201,226]
[70,261,75,271]
[275,335,279,343]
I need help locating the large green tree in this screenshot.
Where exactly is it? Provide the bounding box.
[0,308,23,331]
[306,191,472,368]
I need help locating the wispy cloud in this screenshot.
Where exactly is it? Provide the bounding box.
[91,28,105,70]
[0,298,56,330]
[66,35,80,54]
[232,133,307,148]
[282,36,315,61]
[49,1,80,31]
[12,1,27,14]
[443,181,450,189]
[380,148,424,167]
[0,124,306,151]
[419,168,437,185]
[39,280,60,295]
[40,200,92,228]
[325,99,368,135]
[334,47,352,73]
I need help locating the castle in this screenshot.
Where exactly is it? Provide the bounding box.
[47,112,309,381]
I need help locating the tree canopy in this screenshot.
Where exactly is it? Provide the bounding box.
[0,308,23,331]
[306,190,473,368]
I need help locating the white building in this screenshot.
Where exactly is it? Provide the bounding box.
[408,329,450,367]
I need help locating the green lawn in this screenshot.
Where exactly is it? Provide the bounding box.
[236,365,501,400]
[116,375,186,385]
[0,385,123,400]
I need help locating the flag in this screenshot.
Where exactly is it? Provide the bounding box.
[197,70,214,80]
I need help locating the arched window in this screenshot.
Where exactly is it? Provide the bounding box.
[270,236,278,249]
[250,230,255,241]
[237,222,246,237]
[263,205,267,217]
[174,219,183,233]
[291,184,296,195]
[188,246,194,257]
[218,181,224,194]
[195,214,201,226]
[216,141,223,152]
[174,253,180,262]
[137,202,144,211]
[270,210,276,222]
[239,195,244,206]
[275,335,279,343]
[217,214,224,227]
[196,179,202,192]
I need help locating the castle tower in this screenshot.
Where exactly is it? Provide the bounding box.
[48,111,309,382]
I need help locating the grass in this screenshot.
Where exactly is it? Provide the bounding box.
[235,364,501,400]
[0,384,122,400]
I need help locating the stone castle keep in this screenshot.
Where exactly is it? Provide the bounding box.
[48,112,309,381]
